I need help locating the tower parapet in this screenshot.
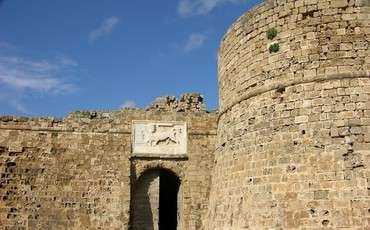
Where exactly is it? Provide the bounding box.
[219,0,370,114]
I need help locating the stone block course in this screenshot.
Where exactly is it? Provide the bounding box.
[0,95,217,229]
[1,0,370,229]
[208,0,370,229]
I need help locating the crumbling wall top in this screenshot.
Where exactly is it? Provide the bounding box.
[0,93,217,133]
[147,93,207,112]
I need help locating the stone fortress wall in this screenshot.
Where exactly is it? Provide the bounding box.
[206,0,370,229]
[0,94,217,229]
[2,0,370,229]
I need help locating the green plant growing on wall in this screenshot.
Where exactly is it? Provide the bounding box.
[267,28,279,53]
[267,28,278,40]
[269,43,280,53]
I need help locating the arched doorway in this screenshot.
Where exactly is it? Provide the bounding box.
[131,168,181,230]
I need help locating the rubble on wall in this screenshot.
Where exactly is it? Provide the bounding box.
[147,93,207,112]
[0,93,217,229]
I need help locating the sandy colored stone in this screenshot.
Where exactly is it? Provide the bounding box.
[1,0,370,229]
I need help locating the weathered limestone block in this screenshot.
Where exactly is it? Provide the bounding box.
[0,94,217,230]
[147,93,206,112]
[132,120,187,158]
[207,0,370,229]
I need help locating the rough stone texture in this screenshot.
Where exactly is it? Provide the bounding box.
[207,0,370,229]
[132,170,159,230]
[147,93,206,112]
[132,121,187,157]
[2,0,370,229]
[0,97,217,229]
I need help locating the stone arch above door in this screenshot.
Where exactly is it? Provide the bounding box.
[133,160,185,181]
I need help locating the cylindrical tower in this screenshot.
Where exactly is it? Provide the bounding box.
[207,0,370,228]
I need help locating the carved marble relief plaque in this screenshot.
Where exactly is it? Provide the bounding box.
[132,121,187,157]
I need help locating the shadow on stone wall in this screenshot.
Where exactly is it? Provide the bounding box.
[131,170,158,230]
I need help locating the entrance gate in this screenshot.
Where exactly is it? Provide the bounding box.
[132,169,180,230]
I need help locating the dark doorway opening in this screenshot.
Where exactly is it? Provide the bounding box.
[159,170,180,230]
[131,168,181,230]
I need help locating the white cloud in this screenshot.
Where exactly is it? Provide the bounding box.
[88,16,119,43]
[0,41,12,49]
[0,55,78,112]
[184,33,208,51]
[57,56,78,67]
[121,100,136,108]
[178,0,247,17]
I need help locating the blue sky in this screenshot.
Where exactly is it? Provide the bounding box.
[0,0,261,117]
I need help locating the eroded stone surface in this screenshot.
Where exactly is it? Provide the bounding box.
[2,0,370,229]
[207,0,370,229]
[147,93,206,112]
[0,96,217,230]
[132,121,187,158]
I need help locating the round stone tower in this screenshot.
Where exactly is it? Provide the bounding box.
[207,0,370,229]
